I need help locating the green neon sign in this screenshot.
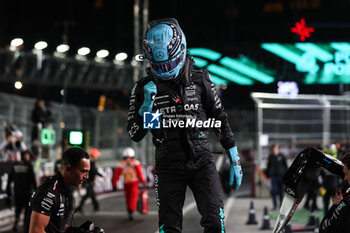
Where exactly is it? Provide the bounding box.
[219,57,274,84]
[189,48,222,61]
[261,42,350,84]
[189,48,276,85]
[190,43,350,86]
[69,131,83,145]
[41,128,56,145]
[261,43,302,64]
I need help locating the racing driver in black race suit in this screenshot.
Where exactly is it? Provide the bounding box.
[127,18,243,233]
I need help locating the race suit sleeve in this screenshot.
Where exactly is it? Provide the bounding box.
[32,186,56,216]
[127,81,148,142]
[112,167,122,188]
[202,71,235,150]
[320,195,350,233]
[134,161,146,184]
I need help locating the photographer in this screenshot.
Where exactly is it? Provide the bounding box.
[28,147,90,233]
[320,152,350,233]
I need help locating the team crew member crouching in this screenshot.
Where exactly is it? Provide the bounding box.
[28,147,90,233]
[320,152,350,233]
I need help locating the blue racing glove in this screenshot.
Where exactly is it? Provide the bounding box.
[226,146,243,191]
[138,81,157,116]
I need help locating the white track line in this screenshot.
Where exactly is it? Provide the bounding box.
[224,196,236,220]
[96,191,124,200]
[79,191,124,205]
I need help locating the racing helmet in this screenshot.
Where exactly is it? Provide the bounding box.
[142,18,187,80]
[122,147,135,158]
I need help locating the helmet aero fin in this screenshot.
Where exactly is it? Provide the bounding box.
[142,18,186,80]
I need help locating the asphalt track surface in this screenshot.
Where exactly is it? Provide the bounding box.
[0,187,317,233]
[72,189,233,233]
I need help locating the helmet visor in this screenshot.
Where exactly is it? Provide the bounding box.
[150,50,185,74]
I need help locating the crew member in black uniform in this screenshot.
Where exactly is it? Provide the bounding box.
[127,18,243,232]
[6,150,37,232]
[320,152,350,233]
[266,144,288,210]
[28,147,90,233]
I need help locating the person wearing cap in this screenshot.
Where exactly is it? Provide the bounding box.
[112,147,146,220]
[76,148,104,213]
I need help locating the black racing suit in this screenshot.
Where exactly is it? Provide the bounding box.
[6,160,37,230]
[127,57,235,232]
[28,172,74,233]
[320,190,350,233]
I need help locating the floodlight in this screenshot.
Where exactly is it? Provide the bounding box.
[56,44,70,53]
[34,41,48,50]
[115,52,128,61]
[10,38,24,47]
[77,47,90,56]
[96,49,109,58]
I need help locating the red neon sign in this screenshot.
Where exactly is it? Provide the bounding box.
[291,18,315,42]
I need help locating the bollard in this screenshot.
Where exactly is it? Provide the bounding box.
[246,201,258,225]
[260,206,271,230]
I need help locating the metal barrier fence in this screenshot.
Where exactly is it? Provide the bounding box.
[0,92,155,167]
[251,92,350,168]
[0,92,257,167]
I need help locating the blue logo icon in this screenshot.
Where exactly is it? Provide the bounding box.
[143,111,161,129]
